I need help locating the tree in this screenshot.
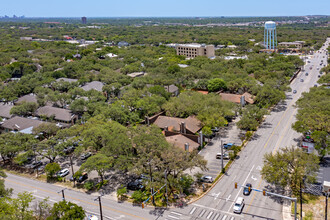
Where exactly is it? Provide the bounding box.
[80,154,113,182]
[33,123,60,139]
[261,146,319,197]
[45,162,61,179]
[237,105,268,131]
[207,78,227,92]
[10,101,38,117]
[11,192,34,220]
[47,200,85,220]
[292,86,330,157]
[0,169,12,198]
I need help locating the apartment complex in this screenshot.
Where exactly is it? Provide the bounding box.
[278,41,304,50]
[176,43,215,58]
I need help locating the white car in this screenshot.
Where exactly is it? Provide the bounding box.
[201,176,214,183]
[233,197,245,214]
[216,152,230,159]
[57,168,69,177]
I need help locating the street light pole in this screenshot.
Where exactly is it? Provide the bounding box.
[220,139,224,173]
[95,196,103,220]
[57,189,66,201]
[326,193,328,220]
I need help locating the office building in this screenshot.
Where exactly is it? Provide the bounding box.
[176,43,215,58]
[81,17,87,24]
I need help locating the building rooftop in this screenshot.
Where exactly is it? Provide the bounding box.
[36,106,74,122]
[16,93,38,104]
[0,102,14,119]
[1,116,47,131]
[55,78,78,83]
[81,81,104,92]
[154,115,202,134]
[127,72,145,78]
[165,134,199,152]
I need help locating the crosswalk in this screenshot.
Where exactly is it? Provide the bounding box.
[165,207,243,220]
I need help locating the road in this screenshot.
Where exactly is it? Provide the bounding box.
[161,40,329,220]
[4,39,329,220]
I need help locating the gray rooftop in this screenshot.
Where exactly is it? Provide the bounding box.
[81,81,104,92]
[36,106,74,122]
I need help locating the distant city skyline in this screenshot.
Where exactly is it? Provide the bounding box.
[1,0,330,17]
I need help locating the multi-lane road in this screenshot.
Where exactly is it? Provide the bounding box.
[4,39,329,220]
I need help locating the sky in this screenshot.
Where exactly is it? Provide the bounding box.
[1,0,330,17]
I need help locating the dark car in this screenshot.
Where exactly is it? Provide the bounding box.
[63,146,75,154]
[243,183,252,195]
[305,72,308,76]
[81,152,92,160]
[77,173,88,183]
[293,90,297,94]
[30,161,42,169]
[127,179,145,191]
[223,143,233,149]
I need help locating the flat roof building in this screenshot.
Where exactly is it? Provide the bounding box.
[176,43,215,58]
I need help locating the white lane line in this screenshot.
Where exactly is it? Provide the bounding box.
[170,212,182,216]
[207,211,213,219]
[222,215,227,220]
[189,207,197,215]
[167,215,180,219]
[230,217,234,220]
[193,203,243,217]
[226,194,231,202]
[213,213,220,220]
[199,209,206,217]
[228,164,255,212]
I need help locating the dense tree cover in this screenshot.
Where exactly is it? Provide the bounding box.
[292,86,330,157]
[261,146,319,198]
[163,91,235,134]
[47,200,85,220]
[237,105,268,131]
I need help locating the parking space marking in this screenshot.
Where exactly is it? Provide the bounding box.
[213,213,220,220]
[222,215,227,220]
[167,215,180,219]
[189,207,196,215]
[199,209,206,217]
[207,211,213,219]
[170,212,182,216]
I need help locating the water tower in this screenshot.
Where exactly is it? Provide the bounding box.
[264,21,277,50]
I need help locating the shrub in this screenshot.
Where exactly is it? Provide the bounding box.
[45,162,61,179]
[84,180,94,191]
[131,190,147,203]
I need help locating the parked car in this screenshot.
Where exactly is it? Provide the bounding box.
[216,152,230,160]
[300,79,304,82]
[63,146,75,154]
[30,161,42,169]
[81,152,92,160]
[57,168,69,177]
[211,127,220,132]
[233,197,245,214]
[243,183,252,195]
[201,175,214,183]
[127,179,144,190]
[314,84,318,87]
[305,72,308,76]
[223,143,233,149]
[293,90,297,94]
[77,173,88,183]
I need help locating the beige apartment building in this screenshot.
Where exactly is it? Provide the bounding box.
[176,43,215,58]
[278,41,304,50]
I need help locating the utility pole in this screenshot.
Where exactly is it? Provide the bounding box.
[57,188,66,201]
[165,167,168,208]
[69,155,75,187]
[95,196,103,220]
[326,193,328,220]
[220,139,224,173]
[300,181,303,220]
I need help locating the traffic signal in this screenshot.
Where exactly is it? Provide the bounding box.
[235,182,237,189]
[142,203,144,209]
[150,196,153,201]
[248,186,251,191]
[263,190,266,196]
[158,190,160,194]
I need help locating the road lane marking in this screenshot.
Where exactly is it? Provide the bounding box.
[189,207,196,215]
[207,211,213,219]
[222,215,227,220]
[212,192,221,200]
[168,215,180,219]
[226,194,231,202]
[251,175,257,181]
[199,209,206,217]
[193,204,243,217]
[213,213,220,220]
[6,177,147,220]
[170,212,182,216]
[228,165,255,212]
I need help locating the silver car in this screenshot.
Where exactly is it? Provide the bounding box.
[233,197,245,214]
[201,176,214,183]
